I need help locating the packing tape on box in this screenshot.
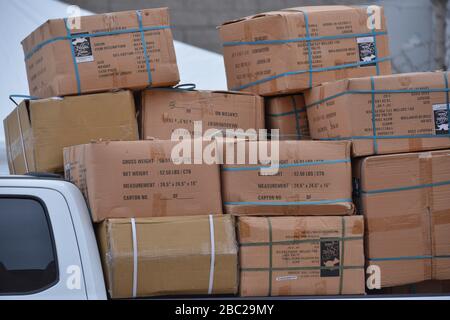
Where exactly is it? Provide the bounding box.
[146,83,197,92]
[130,218,138,298]
[208,214,215,294]
[7,95,40,173]
[15,106,29,173]
[3,120,14,173]
[419,153,434,257]
[304,72,450,154]
[223,8,387,90]
[24,11,171,95]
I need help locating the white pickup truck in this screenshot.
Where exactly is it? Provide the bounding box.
[0,174,106,300]
[1,174,449,300]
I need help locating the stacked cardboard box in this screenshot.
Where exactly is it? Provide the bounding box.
[22,8,179,98]
[305,72,450,157]
[265,94,310,140]
[12,7,240,299]
[378,280,450,295]
[219,5,392,141]
[218,5,391,96]
[219,140,353,216]
[4,91,139,174]
[216,138,365,295]
[219,5,450,295]
[238,216,365,296]
[139,88,265,139]
[4,3,450,298]
[302,70,450,291]
[64,140,223,221]
[97,215,238,298]
[353,150,450,288]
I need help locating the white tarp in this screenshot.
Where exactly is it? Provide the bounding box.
[0,0,227,175]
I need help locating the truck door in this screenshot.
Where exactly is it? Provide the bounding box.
[0,187,87,299]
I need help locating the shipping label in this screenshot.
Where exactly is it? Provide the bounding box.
[72,34,94,63]
[433,103,449,135]
[357,36,376,67]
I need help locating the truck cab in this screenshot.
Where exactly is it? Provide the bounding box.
[0,176,106,300]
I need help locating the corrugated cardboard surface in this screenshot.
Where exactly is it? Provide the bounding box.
[378,280,450,294]
[219,5,391,96]
[97,215,238,298]
[22,8,179,98]
[64,140,223,222]
[141,89,265,139]
[237,216,365,296]
[266,94,310,140]
[353,149,450,288]
[220,140,354,215]
[3,91,138,174]
[306,72,450,157]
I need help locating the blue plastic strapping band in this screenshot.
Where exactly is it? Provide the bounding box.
[224,9,387,91]
[222,31,388,47]
[224,198,353,206]
[24,26,171,60]
[136,10,152,86]
[222,158,350,172]
[444,72,450,138]
[64,18,82,95]
[361,179,450,195]
[305,87,450,141]
[370,77,379,154]
[9,94,39,106]
[291,96,302,139]
[230,57,391,91]
[368,255,450,262]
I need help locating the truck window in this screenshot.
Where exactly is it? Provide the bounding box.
[0,197,58,295]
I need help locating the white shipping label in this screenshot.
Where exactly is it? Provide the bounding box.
[357,36,376,67]
[433,103,449,135]
[72,35,94,63]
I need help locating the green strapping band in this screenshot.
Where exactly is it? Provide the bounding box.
[339,217,346,294]
[267,217,273,297]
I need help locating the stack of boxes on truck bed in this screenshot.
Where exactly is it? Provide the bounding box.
[218,5,450,295]
[3,5,450,298]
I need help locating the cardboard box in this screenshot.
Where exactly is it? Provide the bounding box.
[218,5,391,96]
[378,280,450,295]
[97,215,238,298]
[219,140,354,215]
[306,72,450,157]
[64,140,223,222]
[266,94,310,140]
[22,8,179,98]
[353,150,450,288]
[237,216,365,296]
[3,91,138,174]
[140,89,265,139]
